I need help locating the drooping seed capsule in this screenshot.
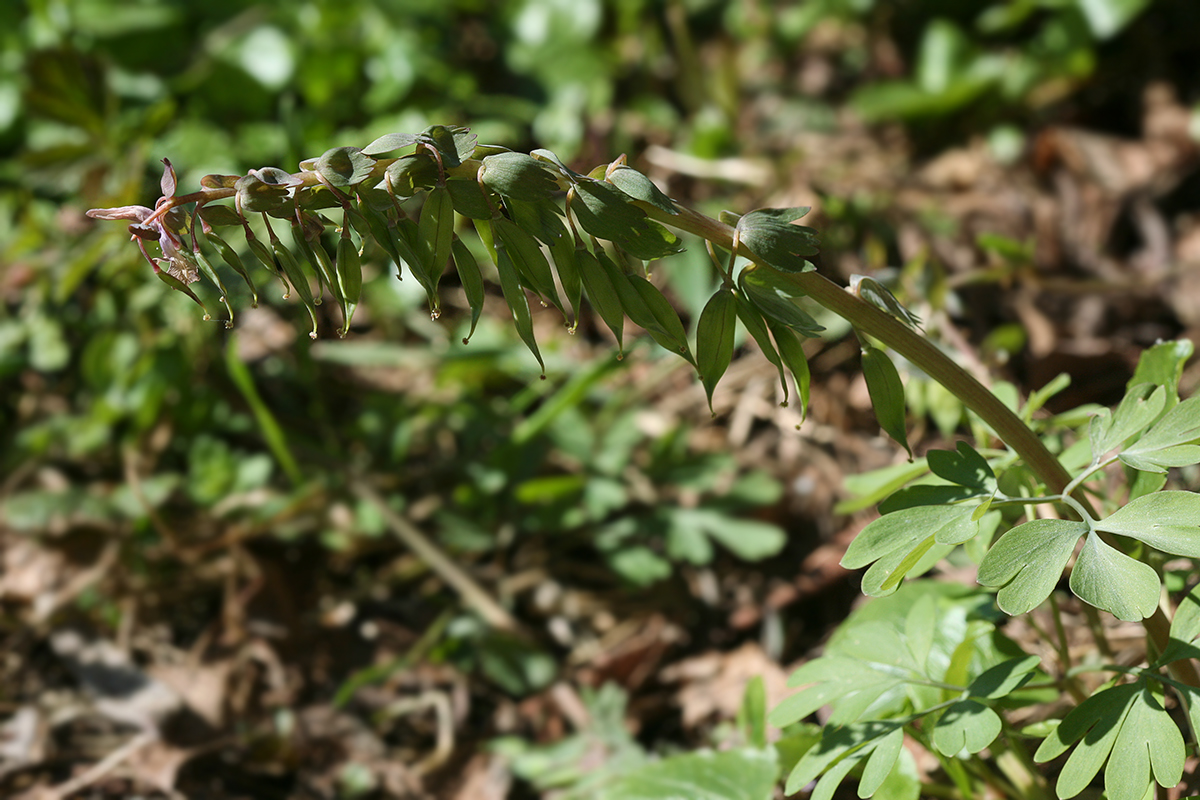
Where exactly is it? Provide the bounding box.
[335,232,362,336]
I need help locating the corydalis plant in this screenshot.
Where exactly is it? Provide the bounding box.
[88,125,1200,800]
[88,125,820,382]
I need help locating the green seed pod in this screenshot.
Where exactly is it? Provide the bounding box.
[696,288,737,414]
[192,247,235,327]
[767,321,811,422]
[734,292,789,405]
[548,231,581,331]
[273,239,320,339]
[861,345,912,457]
[493,217,562,314]
[204,231,258,307]
[155,266,209,317]
[245,233,286,297]
[414,186,455,316]
[576,246,625,354]
[451,236,484,344]
[492,234,544,375]
[335,234,362,336]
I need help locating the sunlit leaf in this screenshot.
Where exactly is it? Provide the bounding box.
[932,699,1001,755]
[1097,491,1200,558]
[977,519,1087,615]
[1070,531,1160,621]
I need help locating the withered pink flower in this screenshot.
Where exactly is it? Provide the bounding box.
[86,159,200,284]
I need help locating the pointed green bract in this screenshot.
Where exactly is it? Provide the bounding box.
[596,249,692,362]
[861,345,912,457]
[335,234,362,335]
[735,206,819,271]
[272,238,319,338]
[696,288,737,414]
[548,230,582,329]
[204,231,257,306]
[606,164,677,215]
[155,267,208,312]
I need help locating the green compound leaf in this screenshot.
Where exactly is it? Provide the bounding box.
[932,699,1001,756]
[734,206,820,272]
[844,504,981,571]
[1035,678,1183,800]
[977,519,1088,615]
[966,655,1040,700]
[769,656,906,730]
[783,720,904,798]
[596,747,778,800]
[1129,338,1193,408]
[1090,383,1165,459]
[926,441,996,492]
[1097,491,1200,557]
[843,504,978,597]
[696,288,738,414]
[1155,581,1200,667]
[738,265,824,338]
[861,346,912,458]
[1070,531,1160,621]
[606,164,677,215]
[1118,395,1200,473]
